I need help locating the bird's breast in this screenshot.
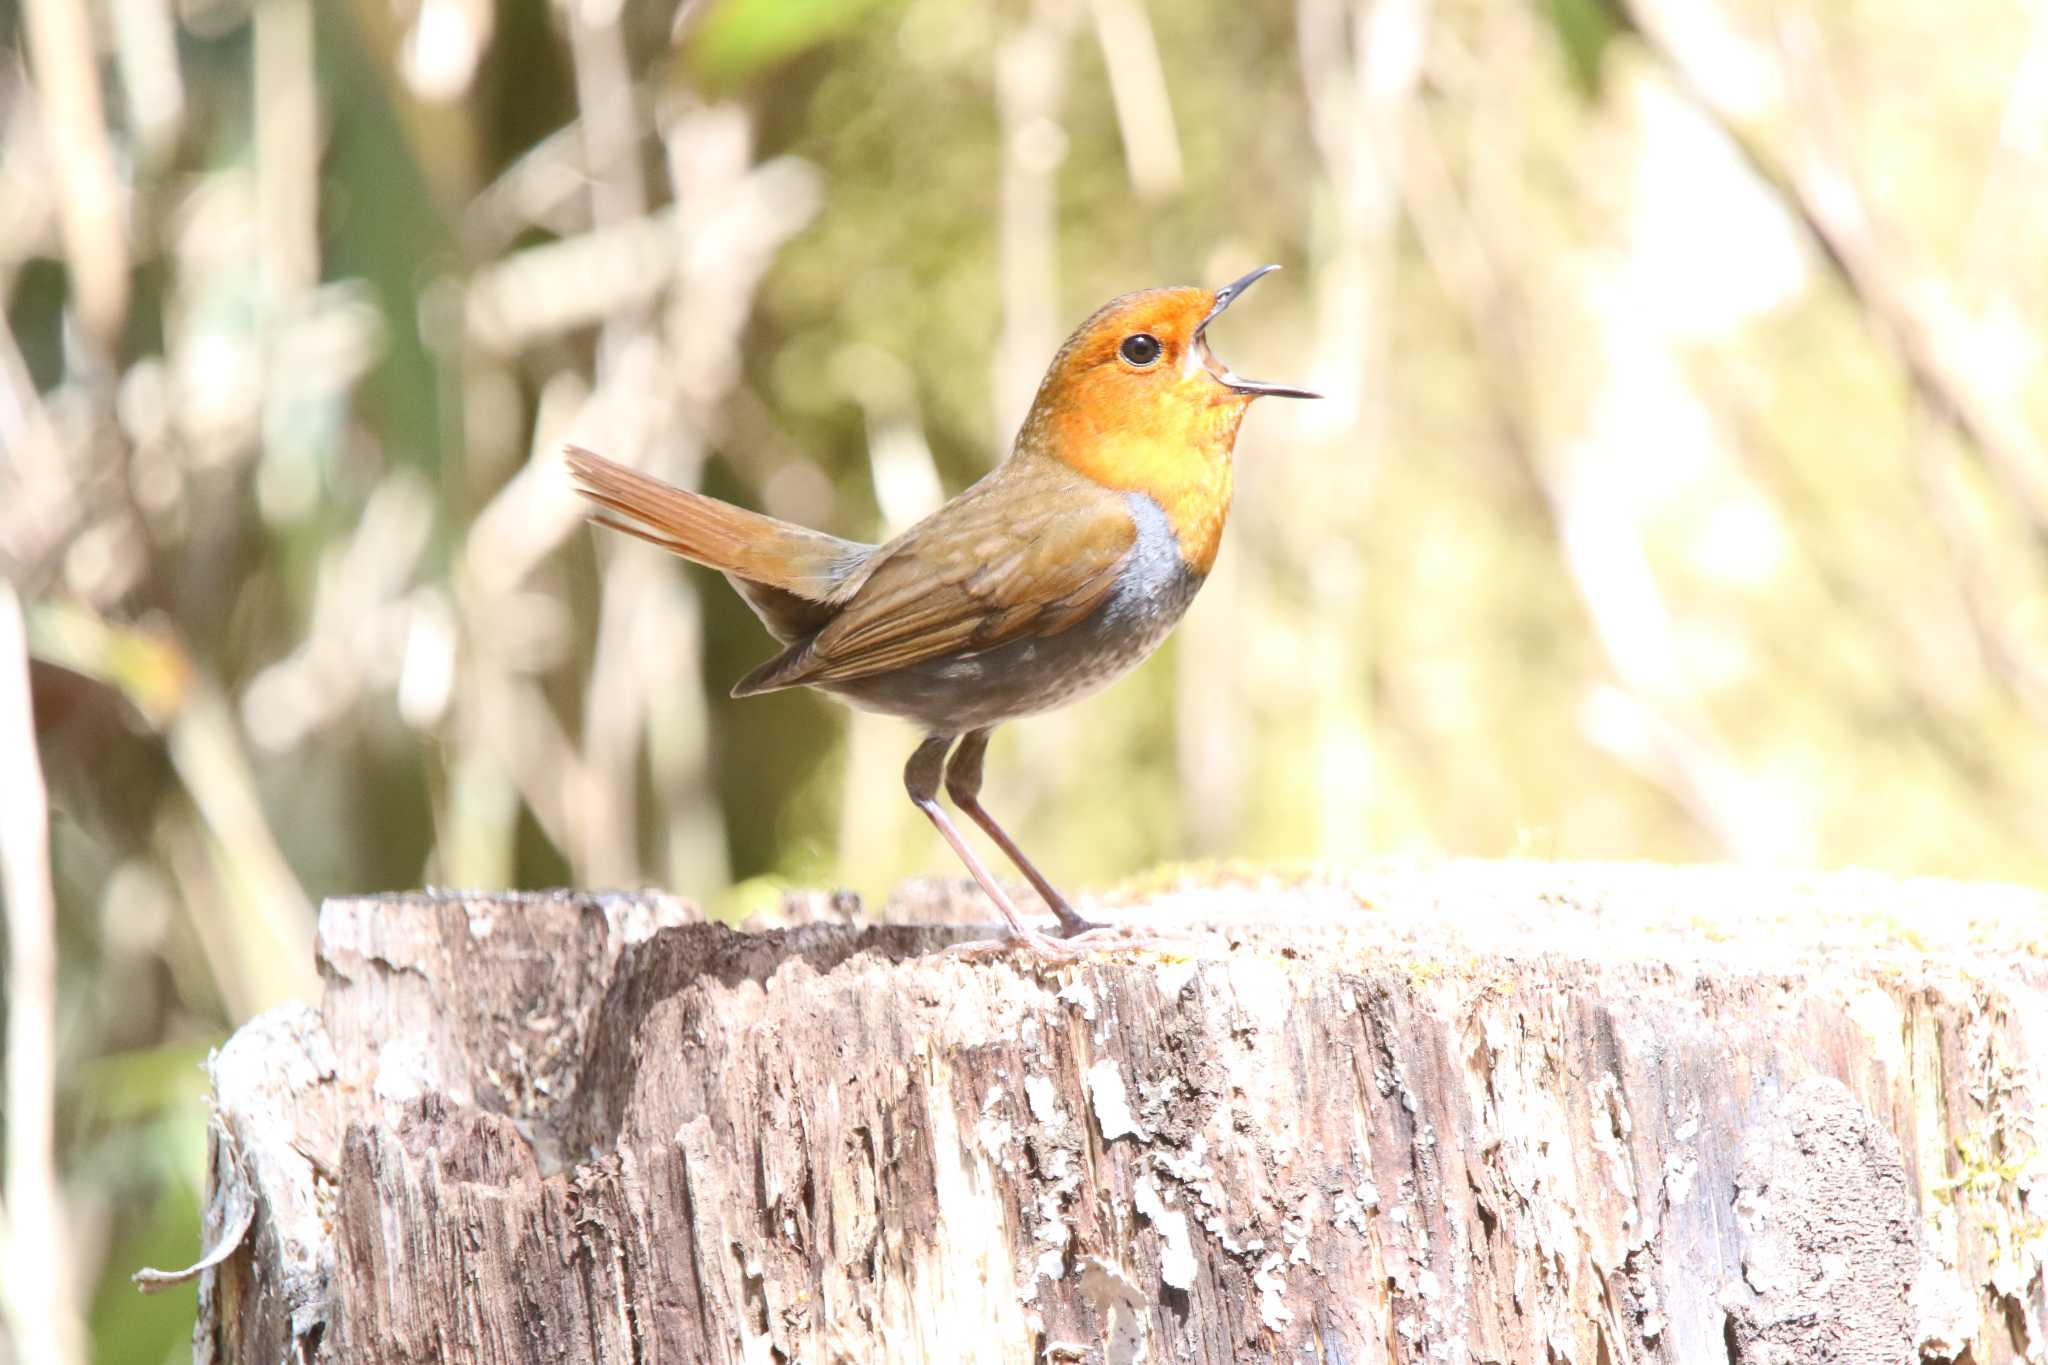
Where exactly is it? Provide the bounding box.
[1095,490,1203,635]
[1033,403,1240,576]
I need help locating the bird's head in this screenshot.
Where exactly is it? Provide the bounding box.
[1018,265,1317,573]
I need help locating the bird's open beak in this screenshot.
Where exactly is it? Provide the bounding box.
[1194,264,1321,400]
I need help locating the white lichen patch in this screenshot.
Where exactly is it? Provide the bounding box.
[1222,955,1294,1036]
[1838,979,1906,1085]
[1058,977,1099,1021]
[1282,1213,1312,1265]
[1910,1239,1979,1360]
[1135,1073,1179,1113]
[1663,1150,1699,1205]
[1145,1136,1266,1260]
[1079,1256,1149,1365]
[1333,1182,1378,1238]
[1088,1059,1146,1142]
[917,1064,1032,1355]
[1252,1252,1294,1329]
[1025,1246,1066,1301]
[1025,1073,1062,1126]
[371,1034,445,1107]
[1671,1091,1701,1143]
[597,890,689,944]
[1133,1174,1198,1290]
[1023,1179,1076,1305]
[1151,1136,1211,1187]
[977,1086,1016,1170]
[1154,959,1199,999]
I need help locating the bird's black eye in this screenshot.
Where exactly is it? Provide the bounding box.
[1118,333,1162,368]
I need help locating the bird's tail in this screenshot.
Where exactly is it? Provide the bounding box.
[564,445,866,601]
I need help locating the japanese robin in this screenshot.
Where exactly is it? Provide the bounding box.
[567,265,1316,953]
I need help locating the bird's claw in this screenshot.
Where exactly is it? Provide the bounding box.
[944,920,1205,962]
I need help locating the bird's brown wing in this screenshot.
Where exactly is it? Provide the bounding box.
[733,462,1138,695]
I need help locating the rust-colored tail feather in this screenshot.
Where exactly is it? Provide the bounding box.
[564,445,866,601]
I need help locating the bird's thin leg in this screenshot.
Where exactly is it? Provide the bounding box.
[906,736,1073,955]
[944,729,1102,938]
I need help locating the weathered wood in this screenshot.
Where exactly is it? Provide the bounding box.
[189,865,2048,1363]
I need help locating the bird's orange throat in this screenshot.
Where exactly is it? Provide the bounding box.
[1029,396,1248,576]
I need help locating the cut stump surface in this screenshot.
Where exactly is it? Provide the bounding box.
[189,864,2048,1364]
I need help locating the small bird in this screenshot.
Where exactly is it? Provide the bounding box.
[568,265,1316,953]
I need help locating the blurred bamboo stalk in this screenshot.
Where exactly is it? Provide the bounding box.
[0,293,69,572]
[399,0,495,102]
[467,210,704,347]
[1297,0,1422,440]
[1958,3,2048,310]
[0,583,87,1365]
[1623,0,2048,550]
[1546,428,1809,860]
[1622,0,2048,793]
[436,378,585,885]
[992,0,1079,440]
[1086,0,1183,199]
[567,1,655,886]
[254,0,319,300]
[643,574,729,896]
[1907,421,2048,725]
[343,0,479,198]
[1393,5,1799,862]
[1722,399,2048,849]
[580,541,668,883]
[108,0,186,164]
[463,64,817,895]
[568,0,647,239]
[836,349,943,893]
[465,122,590,255]
[21,0,129,346]
[31,596,318,1013]
[1286,0,1428,858]
[166,686,319,1014]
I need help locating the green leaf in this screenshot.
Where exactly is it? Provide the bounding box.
[1544,0,1624,96]
[687,0,893,86]
[74,1040,219,1123]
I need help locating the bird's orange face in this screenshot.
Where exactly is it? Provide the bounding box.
[1018,267,1316,574]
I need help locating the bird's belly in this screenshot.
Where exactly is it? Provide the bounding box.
[821,493,1202,735]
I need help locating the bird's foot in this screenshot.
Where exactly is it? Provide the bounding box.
[1059,922,1208,957]
[945,919,1207,962]
[1050,906,1104,938]
[944,925,1087,961]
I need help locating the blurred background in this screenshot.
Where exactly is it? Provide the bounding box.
[2,0,2047,1357]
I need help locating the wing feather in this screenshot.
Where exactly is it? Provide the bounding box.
[734,462,1140,694]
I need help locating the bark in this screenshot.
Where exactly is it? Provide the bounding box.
[183,865,2048,1364]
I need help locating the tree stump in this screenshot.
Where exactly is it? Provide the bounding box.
[181,864,2048,1363]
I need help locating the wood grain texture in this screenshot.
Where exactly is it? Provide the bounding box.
[192,866,2048,1363]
